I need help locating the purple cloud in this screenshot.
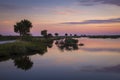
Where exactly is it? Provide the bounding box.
[61,18,120,24]
[78,0,120,6]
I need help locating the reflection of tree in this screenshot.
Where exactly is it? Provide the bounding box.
[55,38,79,51]
[57,43,78,51]
[44,39,54,48]
[47,43,53,48]
[13,56,33,71]
[0,39,54,68]
[38,47,47,56]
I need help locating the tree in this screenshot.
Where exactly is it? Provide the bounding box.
[65,33,68,37]
[0,34,2,37]
[74,34,77,37]
[41,30,47,38]
[14,19,32,37]
[47,33,53,38]
[54,33,59,37]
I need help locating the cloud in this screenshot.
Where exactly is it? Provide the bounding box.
[54,10,75,15]
[78,0,120,6]
[61,18,120,24]
[0,20,14,25]
[0,2,32,12]
[53,9,81,15]
[0,3,21,10]
[52,6,83,15]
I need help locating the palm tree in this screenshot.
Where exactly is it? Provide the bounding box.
[14,19,32,37]
[74,34,77,37]
[41,30,47,38]
[47,33,53,38]
[65,33,68,37]
[0,34,2,37]
[54,33,59,37]
[70,34,72,37]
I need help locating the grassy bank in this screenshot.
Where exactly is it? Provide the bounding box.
[0,40,47,57]
[0,36,19,41]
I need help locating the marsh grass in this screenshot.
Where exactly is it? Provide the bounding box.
[0,36,19,41]
[0,40,47,57]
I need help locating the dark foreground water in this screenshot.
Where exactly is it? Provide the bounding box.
[0,38,120,80]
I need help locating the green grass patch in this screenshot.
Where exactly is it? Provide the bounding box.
[0,40,47,57]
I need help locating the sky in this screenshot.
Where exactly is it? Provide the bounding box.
[0,0,120,36]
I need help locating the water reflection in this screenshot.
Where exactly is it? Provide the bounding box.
[80,64,120,73]
[13,56,33,71]
[81,48,120,52]
[0,38,120,72]
[101,64,120,73]
[47,43,53,48]
[0,57,10,62]
[56,43,79,51]
[0,40,54,71]
[55,38,81,51]
[0,38,120,80]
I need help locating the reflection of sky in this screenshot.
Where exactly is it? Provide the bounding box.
[0,0,120,36]
[81,48,120,52]
[0,38,120,80]
[32,38,120,70]
[80,64,120,73]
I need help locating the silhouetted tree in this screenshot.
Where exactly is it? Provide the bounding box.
[74,34,77,37]
[41,30,47,38]
[47,33,53,38]
[0,34,2,37]
[65,33,68,37]
[55,33,59,37]
[70,34,72,38]
[14,19,32,37]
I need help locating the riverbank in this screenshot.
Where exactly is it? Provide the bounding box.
[0,40,16,44]
[0,35,120,41]
[0,40,48,57]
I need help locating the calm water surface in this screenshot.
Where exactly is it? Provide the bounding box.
[0,38,120,80]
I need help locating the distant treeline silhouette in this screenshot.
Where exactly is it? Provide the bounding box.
[86,35,120,39]
[0,19,120,40]
[0,35,120,41]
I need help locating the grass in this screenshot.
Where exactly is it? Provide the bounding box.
[0,40,47,57]
[0,36,54,63]
[0,36,19,41]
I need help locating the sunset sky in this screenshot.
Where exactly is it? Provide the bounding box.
[0,0,120,36]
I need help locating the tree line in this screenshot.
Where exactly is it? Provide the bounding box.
[14,19,79,38]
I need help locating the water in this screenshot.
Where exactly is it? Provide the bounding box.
[0,38,120,80]
[0,40,16,44]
